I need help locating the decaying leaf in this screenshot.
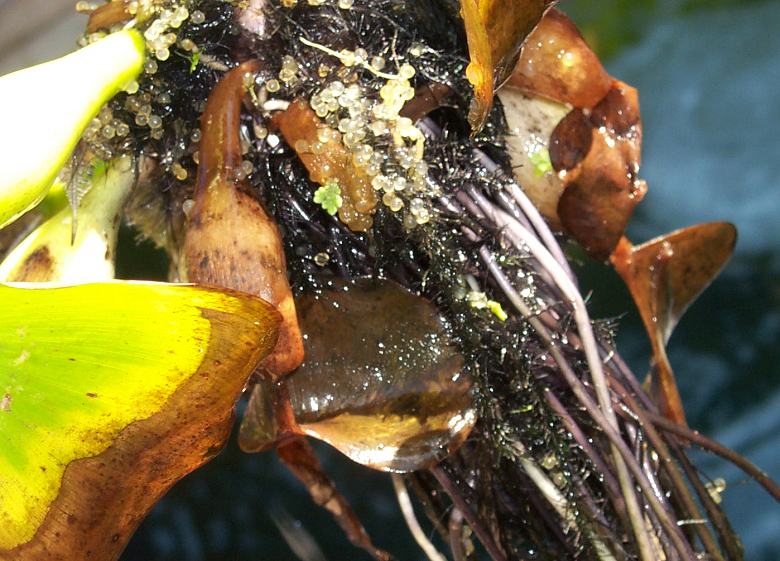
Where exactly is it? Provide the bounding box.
[505,8,612,108]
[86,0,133,33]
[555,81,646,260]
[181,60,304,378]
[500,9,646,259]
[461,0,555,131]
[499,9,736,424]
[0,282,280,560]
[276,438,390,561]
[240,277,475,472]
[610,223,737,424]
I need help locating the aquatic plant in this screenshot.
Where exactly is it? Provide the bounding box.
[0,2,777,561]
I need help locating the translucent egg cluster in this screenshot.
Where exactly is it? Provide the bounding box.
[143,5,195,61]
[79,1,209,182]
[82,106,129,161]
[305,56,435,230]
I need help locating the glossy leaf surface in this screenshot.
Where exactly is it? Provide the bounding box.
[500,10,647,258]
[461,0,554,131]
[183,60,303,378]
[554,81,646,259]
[611,223,737,423]
[0,30,144,229]
[0,282,280,560]
[506,8,612,108]
[240,278,475,472]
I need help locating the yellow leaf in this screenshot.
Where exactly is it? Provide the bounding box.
[0,282,279,559]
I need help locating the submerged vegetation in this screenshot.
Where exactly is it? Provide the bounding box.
[0,1,777,561]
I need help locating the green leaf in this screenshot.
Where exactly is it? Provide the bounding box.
[0,282,280,559]
[189,51,201,74]
[529,147,553,177]
[0,30,145,230]
[313,180,343,215]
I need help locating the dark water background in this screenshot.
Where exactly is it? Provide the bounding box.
[110,1,779,559]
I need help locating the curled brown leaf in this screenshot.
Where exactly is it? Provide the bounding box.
[182,60,304,378]
[86,1,132,33]
[500,10,646,258]
[555,82,646,260]
[461,0,555,132]
[611,223,737,424]
[505,8,612,108]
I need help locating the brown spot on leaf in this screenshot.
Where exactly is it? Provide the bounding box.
[549,108,591,172]
[1,393,11,412]
[10,246,55,282]
[554,81,645,259]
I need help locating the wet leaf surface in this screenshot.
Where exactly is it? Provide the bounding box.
[610,223,737,423]
[240,277,475,472]
[555,81,646,260]
[505,8,612,108]
[500,11,646,257]
[0,282,280,561]
[461,0,554,131]
[497,89,569,224]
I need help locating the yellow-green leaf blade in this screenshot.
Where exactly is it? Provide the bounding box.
[0,282,280,557]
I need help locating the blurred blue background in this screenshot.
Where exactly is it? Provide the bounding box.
[1,0,776,559]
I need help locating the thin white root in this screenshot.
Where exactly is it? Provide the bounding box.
[392,474,448,561]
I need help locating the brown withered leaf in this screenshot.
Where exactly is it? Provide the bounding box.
[505,8,612,108]
[555,81,646,259]
[277,438,391,561]
[548,108,591,172]
[182,60,304,378]
[0,283,280,561]
[461,0,555,132]
[611,223,737,424]
[86,1,132,33]
[240,277,475,472]
[499,11,646,257]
